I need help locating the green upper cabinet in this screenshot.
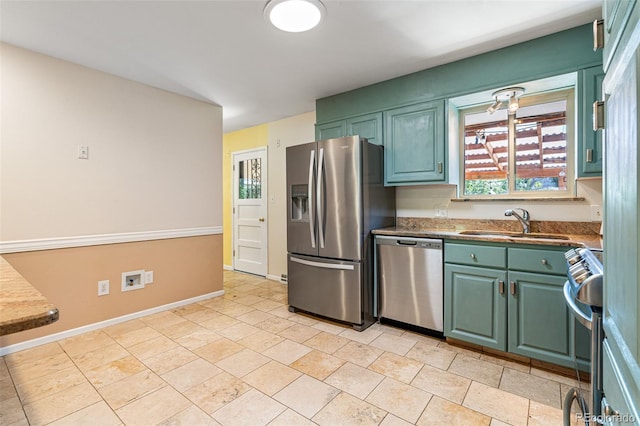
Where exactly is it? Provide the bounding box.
[603,0,637,72]
[578,66,605,177]
[384,100,446,185]
[346,112,383,145]
[315,112,382,145]
[315,120,346,141]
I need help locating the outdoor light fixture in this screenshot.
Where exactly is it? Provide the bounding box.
[264,0,326,32]
[486,87,525,115]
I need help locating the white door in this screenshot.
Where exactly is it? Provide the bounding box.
[233,148,268,276]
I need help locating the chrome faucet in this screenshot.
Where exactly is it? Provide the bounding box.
[505,208,530,233]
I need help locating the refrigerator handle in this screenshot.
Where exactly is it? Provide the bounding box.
[290,256,354,271]
[308,149,316,248]
[317,147,325,248]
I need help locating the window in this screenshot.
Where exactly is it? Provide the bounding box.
[238,158,262,199]
[460,89,574,198]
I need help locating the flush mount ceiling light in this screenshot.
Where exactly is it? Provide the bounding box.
[486,87,525,115]
[264,0,326,33]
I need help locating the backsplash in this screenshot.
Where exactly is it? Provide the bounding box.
[396,217,602,235]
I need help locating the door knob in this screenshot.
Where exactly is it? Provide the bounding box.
[259,218,265,222]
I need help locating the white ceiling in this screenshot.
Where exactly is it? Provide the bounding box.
[0,0,602,133]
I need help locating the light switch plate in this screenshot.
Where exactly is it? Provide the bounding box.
[77,145,89,159]
[145,271,153,284]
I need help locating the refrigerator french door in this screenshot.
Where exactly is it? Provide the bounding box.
[286,136,394,330]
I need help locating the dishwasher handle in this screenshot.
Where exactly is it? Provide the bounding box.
[375,235,442,250]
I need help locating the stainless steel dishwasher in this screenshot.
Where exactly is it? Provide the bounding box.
[376,236,443,332]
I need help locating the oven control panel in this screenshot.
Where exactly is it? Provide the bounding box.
[564,248,603,308]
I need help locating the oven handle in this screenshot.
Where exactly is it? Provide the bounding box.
[563,281,592,330]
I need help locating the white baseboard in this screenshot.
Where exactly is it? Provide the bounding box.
[223,267,285,284]
[0,290,225,356]
[267,274,287,284]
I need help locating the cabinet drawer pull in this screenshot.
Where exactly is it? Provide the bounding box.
[541,259,548,265]
[510,281,516,295]
[499,280,505,295]
[470,253,477,260]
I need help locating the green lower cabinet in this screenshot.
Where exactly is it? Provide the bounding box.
[444,264,507,350]
[507,271,589,370]
[445,241,591,370]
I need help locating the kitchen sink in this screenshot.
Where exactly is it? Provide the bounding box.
[457,230,570,240]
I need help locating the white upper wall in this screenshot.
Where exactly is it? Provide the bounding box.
[0,43,223,241]
[267,112,316,278]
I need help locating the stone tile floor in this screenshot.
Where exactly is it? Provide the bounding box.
[0,270,590,425]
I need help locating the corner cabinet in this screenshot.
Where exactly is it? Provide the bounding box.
[444,241,590,370]
[383,100,446,185]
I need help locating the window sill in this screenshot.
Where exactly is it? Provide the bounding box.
[451,197,586,202]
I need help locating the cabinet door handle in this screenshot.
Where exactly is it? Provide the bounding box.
[593,19,604,50]
[499,280,505,295]
[510,281,516,295]
[586,148,594,163]
[593,101,605,130]
[437,162,443,174]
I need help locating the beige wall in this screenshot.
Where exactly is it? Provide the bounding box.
[0,43,222,240]
[1,236,223,347]
[0,44,224,348]
[266,112,316,279]
[222,125,269,267]
[222,112,315,279]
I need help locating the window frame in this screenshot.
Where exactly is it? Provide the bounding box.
[457,88,576,199]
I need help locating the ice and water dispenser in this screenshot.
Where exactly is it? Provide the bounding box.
[291,184,308,221]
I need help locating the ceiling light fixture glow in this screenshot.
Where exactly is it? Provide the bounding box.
[264,0,326,33]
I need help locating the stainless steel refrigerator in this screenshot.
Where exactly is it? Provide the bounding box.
[286,136,395,330]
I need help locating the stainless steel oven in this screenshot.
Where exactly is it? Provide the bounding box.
[562,248,604,426]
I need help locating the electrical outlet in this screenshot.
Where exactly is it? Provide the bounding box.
[98,280,110,296]
[591,205,602,221]
[435,206,448,218]
[145,271,153,284]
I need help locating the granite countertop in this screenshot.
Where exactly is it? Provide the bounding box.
[373,218,603,250]
[0,256,59,336]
